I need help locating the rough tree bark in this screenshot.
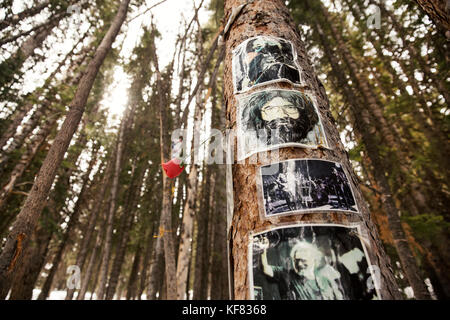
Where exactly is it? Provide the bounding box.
[223,0,402,300]
[0,0,131,298]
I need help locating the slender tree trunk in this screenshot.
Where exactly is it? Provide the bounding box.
[137,225,154,300]
[78,201,110,300]
[0,0,131,298]
[224,0,402,300]
[0,116,57,212]
[96,120,128,300]
[105,163,145,300]
[193,168,210,300]
[0,103,35,158]
[37,148,97,300]
[175,24,205,298]
[149,28,177,300]
[126,242,143,300]
[146,223,164,300]
[65,161,112,300]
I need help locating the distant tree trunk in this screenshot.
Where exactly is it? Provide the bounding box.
[77,212,108,301]
[137,226,154,300]
[65,161,112,300]
[0,103,35,160]
[126,242,143,300]
[0,0,130,298]
[96,120,128,300]
[224,0,401,299]
[415,0,450,38]
[175,23,204,298]
[193,168,211,300]
[209,85,229,300]
[37,147,97,300]
[146,224,164,300]
[0,116,57,212]
[149,28,177,300]
[105,162,145,300]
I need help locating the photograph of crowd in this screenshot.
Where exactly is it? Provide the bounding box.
[249,224,379,300]
[259,159,358,216]
[237,89,327,160]
[232,36,303,93]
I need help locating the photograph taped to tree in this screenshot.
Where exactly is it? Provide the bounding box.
[257,159,358,217]
[249,224,380,300]
[232,36,304,93]
[236,89,328,161]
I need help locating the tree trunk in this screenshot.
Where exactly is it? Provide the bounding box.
[175,23,205,298]
[8,221,53,300]
[0,0,130,298]
[149,28,177,300]
[37,147,97,300]
[193,168,211,300]
[65,161,112,300]
[137,226,154,300]
[126,242,143,300]
[96,118,128,300]
[223,0,402,300]
[105,162,145,300]
[0,116,57,212]
[415,0,450,38]
[77,207,109,301]
[146,223,164,300]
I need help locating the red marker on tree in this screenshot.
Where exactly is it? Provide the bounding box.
[162,158,185,179]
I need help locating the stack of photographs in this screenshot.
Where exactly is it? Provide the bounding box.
[230,36,367,300]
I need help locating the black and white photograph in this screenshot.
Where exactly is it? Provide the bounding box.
[249,224,380,300]
[237,89,327,160]
[232,36,303,93]
[259,159,357,216]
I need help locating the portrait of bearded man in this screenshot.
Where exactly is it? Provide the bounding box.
[233,36,302,93]
[238,89,325,160]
